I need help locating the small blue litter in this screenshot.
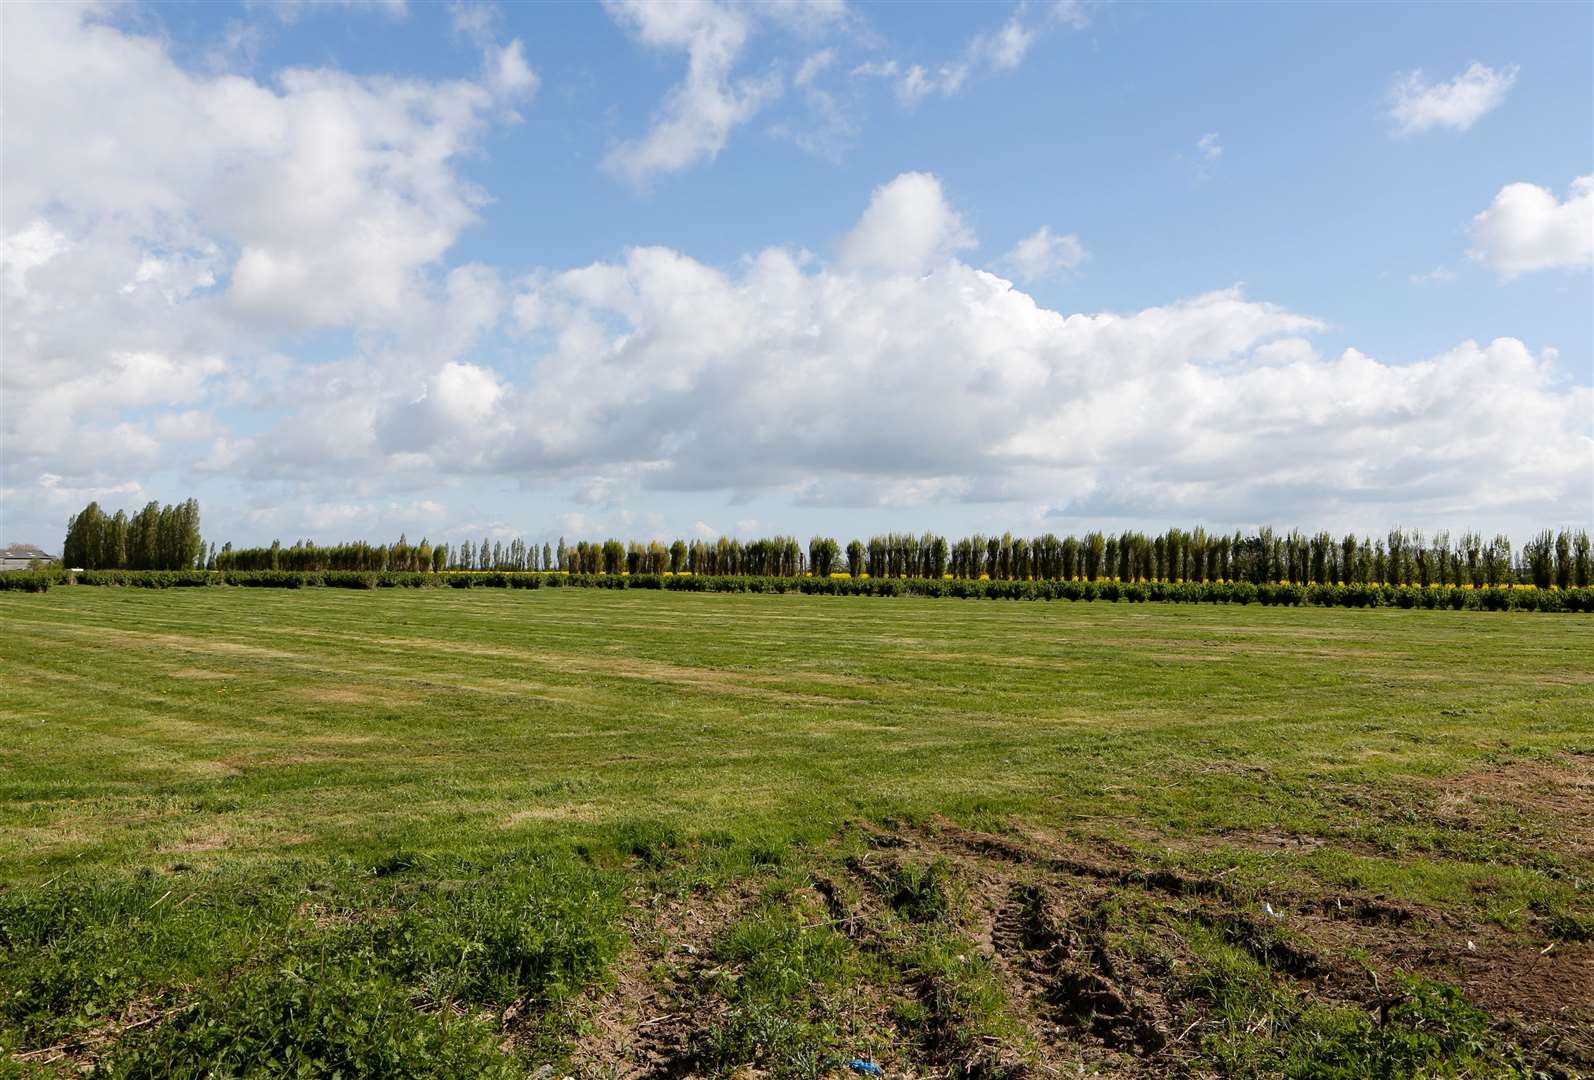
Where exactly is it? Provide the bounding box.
[848,1061,884,1077]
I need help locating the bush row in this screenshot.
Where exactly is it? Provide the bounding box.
[9,569,1594,611]
[0,571,54,592]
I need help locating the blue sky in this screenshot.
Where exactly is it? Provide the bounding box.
[3,0,1591,552]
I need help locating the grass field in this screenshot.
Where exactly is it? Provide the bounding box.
[2,588,1590,1077]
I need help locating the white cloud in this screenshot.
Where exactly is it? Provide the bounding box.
[485,39,538,100]
[1,474,146,543]
[1002,226,1088,282]
[1052,1,1090,30]
[142,170,1575,535]
[4,4,511,330]
[759,0,850,37]
[448,3,540,104]
[1185,132,1223,181]
[770,46,858,160]
[1,220,71,296]
[1468,175,1594,277]
[1409,266,1457,285]
[379,361,507,455]
[1389,62,1516,135]
[838,172,975,275]
[197,436,254,474]
[557,511,603,537]
[0,0,524,513]
[967,9,1037,72]
[255,0,409,25]
[472,174,1588,531]
[795,48,835,87]
[152,410,222,441]
[601,0,782,184]
[6,0,1591,557]
[448,1,496,41]
[244,497,448,536]
[855,2,1080,108]
[851,59,959,108]
[769,84,860,161]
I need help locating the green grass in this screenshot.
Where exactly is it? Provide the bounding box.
[2,588,1589,1076]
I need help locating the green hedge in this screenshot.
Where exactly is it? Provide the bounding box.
[8,569,1592,611]
[0,571,54,592]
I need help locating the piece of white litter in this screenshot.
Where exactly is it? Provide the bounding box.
[1263,902,1283,919]
[1466,940,1476,951]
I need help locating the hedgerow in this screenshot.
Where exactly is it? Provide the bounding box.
[0,572,53,592]
[17,569,1592,611]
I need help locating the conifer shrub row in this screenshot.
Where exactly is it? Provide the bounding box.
[20,569,1593,611]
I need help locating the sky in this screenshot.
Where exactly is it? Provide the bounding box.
[2,0,1591,553]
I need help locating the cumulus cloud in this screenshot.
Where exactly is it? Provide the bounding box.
[1002,226,1088,282]
[17,152,1581,537]
[601,0,783,184]
[448,2,540,103]
[378,361,507,457]
[1468,175,1594,277]
[0,0,526,533]
[471,173,1589,529]
[838,172,976,275]
[1389,62,1516,135]
[6,3,1591,558]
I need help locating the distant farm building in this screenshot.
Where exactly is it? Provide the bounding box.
[0,544,55,571]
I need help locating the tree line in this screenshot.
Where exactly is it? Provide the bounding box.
[58,500,1592,590]
[60,500,203,571]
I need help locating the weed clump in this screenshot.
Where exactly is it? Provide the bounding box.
[881,859,954,924]
[98,956,521,1079]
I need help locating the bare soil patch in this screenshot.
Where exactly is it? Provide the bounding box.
[562,884,761,1077]
[1437,758,1594,842]
[866,816,1593,1075]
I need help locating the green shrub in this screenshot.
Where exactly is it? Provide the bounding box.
[0,571,52,592]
